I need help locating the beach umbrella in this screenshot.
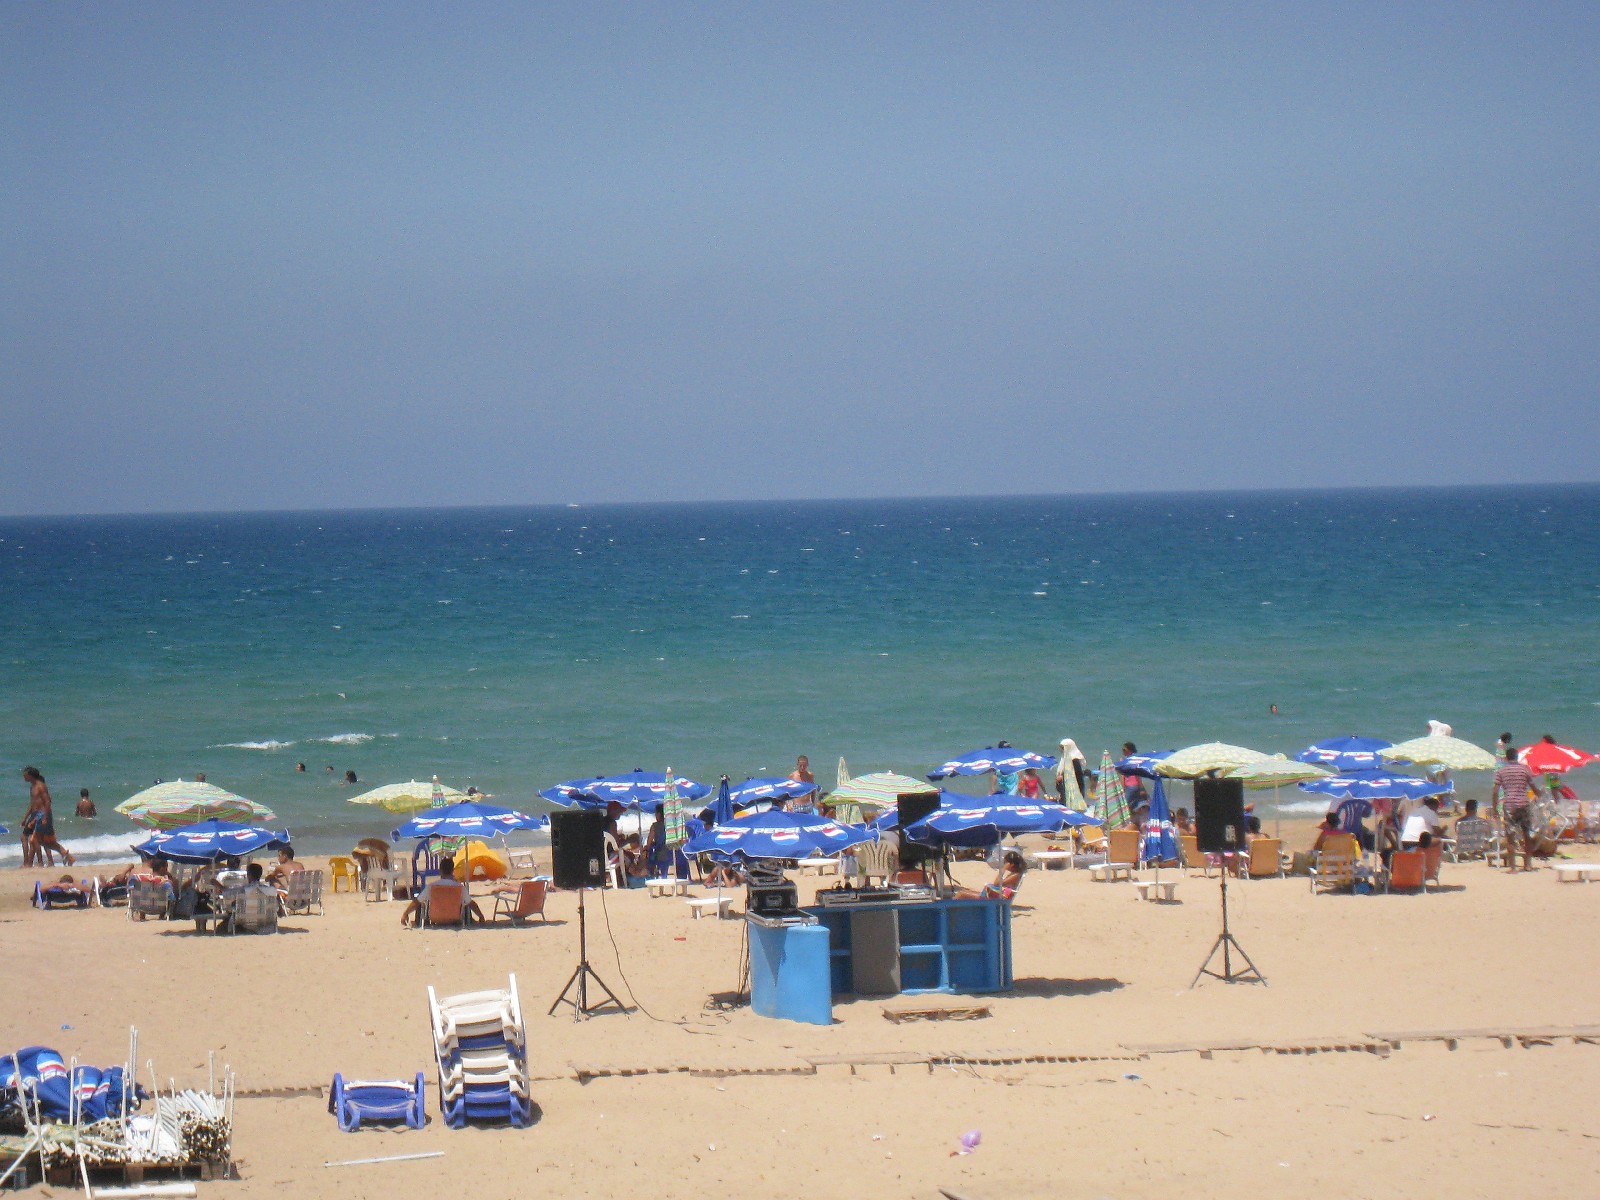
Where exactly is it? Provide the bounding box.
[928,746,1060,781]
[683,808,874,861]
[708,775,735,827]
[131,818,290,864]
[828,772,938,811]
[390,801,544,841]
[540,769,710,812]
[116,781,278,830]
[1518,741,1597,774]
[1295,736,1393,772]
[727,777,819,809]
[1155,743,1271,778]
[1098,750,1133,829]
[1226,755,1332,839]
[347,780,470,815]
[1115,750,1175,779]
[1297,768,1452,803]
[1380,735,1497,772]
[1139,776,1179,866]
[904,795,1078,849]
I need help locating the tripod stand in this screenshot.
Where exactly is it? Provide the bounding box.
[549,886,626,1019]
[1190,863,1266,987]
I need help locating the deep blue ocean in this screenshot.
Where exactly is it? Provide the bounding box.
[3,485,1597,861]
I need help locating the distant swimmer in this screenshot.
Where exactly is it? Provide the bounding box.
[195,772,207,782]
[344,769,358,785]
[296,762,307,772]
[1269,703,1279,716]
[75,788,97,818]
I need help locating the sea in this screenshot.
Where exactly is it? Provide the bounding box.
[2,485,1597,863]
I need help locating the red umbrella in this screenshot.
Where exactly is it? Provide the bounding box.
[1518,742,1598,774]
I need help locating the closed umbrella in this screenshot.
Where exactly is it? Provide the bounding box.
[1139,777,1179,867]
[132,818,290,864]
[662,769,686,881]
[709,775,735,827]
[347,780,470,815]
[116,781,277,830]
[1098,750,1133,830]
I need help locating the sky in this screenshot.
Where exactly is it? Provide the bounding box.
[4,2,1597,516]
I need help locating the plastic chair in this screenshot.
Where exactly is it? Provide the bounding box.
[328,856,360,894]
[492,880,548,925]
[1246,838,1285,879]
[1386,849,1426,893]
[328,1072,426,1131]
[1309,834,1361,894]
[283,869,325,915]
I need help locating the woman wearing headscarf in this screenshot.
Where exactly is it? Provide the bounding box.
[1055,738,1089,809]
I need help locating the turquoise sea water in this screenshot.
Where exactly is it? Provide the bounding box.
[3,485,1597,861]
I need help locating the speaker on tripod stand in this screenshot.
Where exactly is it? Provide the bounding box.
[548,809,627,1018]
[1190,776,1266,987]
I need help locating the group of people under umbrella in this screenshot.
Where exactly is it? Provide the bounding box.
[102,730,1594,898]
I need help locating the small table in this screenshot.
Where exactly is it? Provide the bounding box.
[1553,863,1600,883]
[1032,849,1075,871]
[1089,863,1133,883]
[648,876,690,897]
[1133,879,1178,901]
[687,895,734,919]
[796,857,840,876]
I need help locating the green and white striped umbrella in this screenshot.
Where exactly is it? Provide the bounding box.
[347,779,471,815]
[828,771,936,811]
[1156,742,1271,779]
[1380,735,1497,772]
[663,768,686,847]
[115,780,277,831]
[1099,750,1132,829]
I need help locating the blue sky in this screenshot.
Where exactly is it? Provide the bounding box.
[5,2,1597,515]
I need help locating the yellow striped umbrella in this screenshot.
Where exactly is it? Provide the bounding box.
[115,781,277,830]
[346,780,472,815]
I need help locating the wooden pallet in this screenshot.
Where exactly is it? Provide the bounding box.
[883,1004,991,1024]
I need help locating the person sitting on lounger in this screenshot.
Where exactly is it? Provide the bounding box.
[400,855,484,926]
[957,850,1025,900]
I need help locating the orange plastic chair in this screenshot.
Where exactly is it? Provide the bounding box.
[1386,849,1426,893]
[328,855,360,894]
[492,880,548,925]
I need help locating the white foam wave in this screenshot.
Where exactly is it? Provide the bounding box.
[213,739,295,751]
[314,733,374,745]
[0,831,141,864]
[1273,798,1330,813]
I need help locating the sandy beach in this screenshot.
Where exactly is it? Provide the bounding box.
[6,823,1599,1199]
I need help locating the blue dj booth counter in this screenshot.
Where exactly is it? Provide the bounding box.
[747,897,1013,1026]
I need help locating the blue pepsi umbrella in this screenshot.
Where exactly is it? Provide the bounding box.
[683,808,873,861]
[539,769,710,812]
[1298,768,1453,803]
[728,776,819,809]
[1295,736,1394,772]
[929,746,1060,781]
[1139,776,1179,865]
[132,818,291,864]
[1115,750,1175,779]
[903,795,1077,848]
[391,801,545,841]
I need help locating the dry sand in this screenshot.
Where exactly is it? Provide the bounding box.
[5,824,1599,1199]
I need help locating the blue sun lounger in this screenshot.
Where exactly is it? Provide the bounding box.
[328,1073,427,1131]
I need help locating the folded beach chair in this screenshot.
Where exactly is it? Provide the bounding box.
[1246,838,1285,879]
[428,974,531,1129]
[492,879,548,925]
[1386,849,1426,894]
[33,879,91,909]
[1309,834,1360,894]
[127,876,175,921]
[283,869,325,916]
[328,1072,427,1131]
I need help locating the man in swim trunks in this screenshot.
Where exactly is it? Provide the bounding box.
[21,767,74,867]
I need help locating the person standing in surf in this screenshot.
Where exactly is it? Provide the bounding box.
[21,767,74,868]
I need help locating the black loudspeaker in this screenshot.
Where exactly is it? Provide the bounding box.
[896,792,941,867]
[1194,777,1247,854]
[550,809,607,889]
